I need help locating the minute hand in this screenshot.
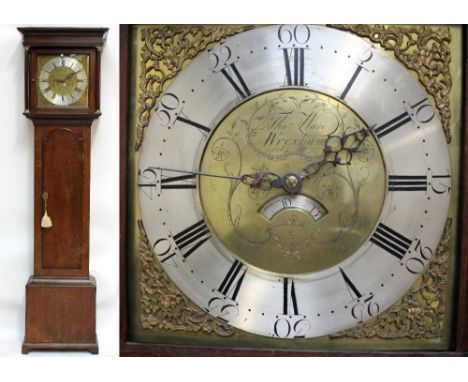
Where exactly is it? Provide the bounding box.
[151,167,242,181]
[152,166,281,191]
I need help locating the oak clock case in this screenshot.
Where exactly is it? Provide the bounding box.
[19,27,107,354]
[122,25,464,354]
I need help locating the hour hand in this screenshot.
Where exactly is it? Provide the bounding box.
[303,127,371,178]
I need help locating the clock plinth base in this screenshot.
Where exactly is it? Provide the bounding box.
[23,275,98,354]
[22,339,98,354]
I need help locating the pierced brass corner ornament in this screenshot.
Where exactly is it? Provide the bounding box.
[333,218,452,340]
[138,220,235,336]
[330,24,453,143]
[135,25,254,151]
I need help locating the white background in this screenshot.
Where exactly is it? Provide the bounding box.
[0,0,467,379]
[0,24,119,356]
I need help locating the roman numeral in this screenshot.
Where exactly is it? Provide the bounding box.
[160,174,196,190]
[139,169,197,194]
[283,48,304,86]
[220,63,251,99]
[339,267,362,300]
[388,175,427,192]
[283,278,299,315]
[172,219,211,259]
[373,98,429,140]
[339,65,366,100]
[373,110,412,139]
[370,223,412,260]
[217,260,247,301]
[339,49,373,100]
[176,116,211,133]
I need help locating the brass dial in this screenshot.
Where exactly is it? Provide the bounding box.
[138,25,452,338]
[199,89,386,275]
[37,54,89,107]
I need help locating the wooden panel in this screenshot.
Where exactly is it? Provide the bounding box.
[120,24,130,354]
[23,276,97,353]
[41,128,83,269]
[455,28,468,352]
[34,125,91,277]
[18,27,108,48]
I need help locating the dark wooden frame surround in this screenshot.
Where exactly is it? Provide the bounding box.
[119,24,468,356]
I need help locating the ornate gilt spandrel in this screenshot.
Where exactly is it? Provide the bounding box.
[330,24,452,143]
[138,220,235,336]
[135,25,254,151]
[332,218,452,340]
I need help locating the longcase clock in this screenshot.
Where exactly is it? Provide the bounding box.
[19,27,107,354]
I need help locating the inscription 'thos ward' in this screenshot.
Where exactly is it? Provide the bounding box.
[242,94,363,160]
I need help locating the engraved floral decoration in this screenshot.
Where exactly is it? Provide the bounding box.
[135,25,253,150]
[331,24,453,143]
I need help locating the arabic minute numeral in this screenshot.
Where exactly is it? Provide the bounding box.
[152,237,176,263]
[207,42,232,71]
[154,92,210,133]
[373,98,435,139]
[277,24,311,45]
[351,293,380,323]
[273,317,311,339]
[154,92,180,127]
[273,278,311,339]
[405,239,433,275]
[339,47,373,100]
[152,220,211,263]
[431,174,451,194]
[206,260,246,322]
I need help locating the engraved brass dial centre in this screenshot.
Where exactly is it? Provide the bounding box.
[199,89,386,275]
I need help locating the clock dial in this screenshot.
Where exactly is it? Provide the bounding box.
[138,25,451,338]
[37,54,89,107]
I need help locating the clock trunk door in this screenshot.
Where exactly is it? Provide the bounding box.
[34,126,90,276]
